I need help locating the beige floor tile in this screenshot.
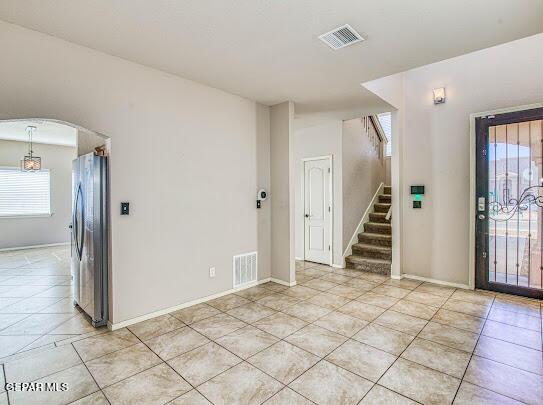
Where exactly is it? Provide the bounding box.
[356,292,399,309]
[327,339,396,382]
[190,313,246,340]
[374,310,427,335]
[22,334,75,351]
[319,273,352,284]
[198,362,283,405]
[0,297,60,314]
[234,285,274,301]
[34,285,72,298]
[0,335,44,358]
[4,343,81,382]
[314,311,368,337]
[215,325,278,359]
[487,307,541,331]
[383,278,422,290]
[464,356,543,405]
[353,323,415,355]
[371,285,410,299]
[442,299,491,318]
[48,313,98,335]
[226,302,276,323]
[168,342,241,386]
[343,278,378,291]
[419,321,479,352]
[264,387,313,405]
[85,343,162,388]
[390,299,439,320]
[261,282,288,293]
[207,294,251,311]
[405,290,448,307]
[71,391,110,405]
[289,360,373,405]
[9,364,98,405]
[301,278,338,292]
[338,301,385,322]
[482,319,542,350]
[306,292,351,310]
[285,324,347,357]
[169,389,212,405]
[253,312,307,339]
[360,384,417,404]
[379,358,461,405]
[431,308,485,333]
[145,326,209,360]
[449,289,494,306]
[301,267,329,277]
[171,303,220,324]
[492,298,541,318]
[327,284,364,299]
[257,293,301,311]
[282,301,332,322]
[401,338,471,378]
[103,363,191,405]
[357,272,389,283]
[248,340,319,384]
[73,328,140,362]
[295,274,314,284]
[127,314,184,341]
[475,335,543,375]
[453,381,523,405]
[283,285,320,300]
[414,283,455,298]
[0,313,29,330]
[0,313,73,335]
[39,297,79,314]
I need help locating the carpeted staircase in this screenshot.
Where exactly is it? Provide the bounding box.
[345,186,392,275]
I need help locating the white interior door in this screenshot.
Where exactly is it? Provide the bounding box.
[304,158,331,265]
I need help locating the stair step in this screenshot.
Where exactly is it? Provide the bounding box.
[378,194,391,203]
[358,232,392,247]
[384,186,392,194]
[364,222,392,235]
[374,203,391,213]
[345,255,391,275]
[352,243,392,260]
[369,212,389,223]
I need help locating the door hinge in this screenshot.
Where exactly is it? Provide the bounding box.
[482,252,487,258]
[328,206,331,212]
[328,245,331,251]
[328,167,331,173]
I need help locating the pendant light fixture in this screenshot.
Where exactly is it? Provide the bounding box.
[21,125,41,171]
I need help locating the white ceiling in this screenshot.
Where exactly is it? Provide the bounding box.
[0,120,77,147]
[1,0,542,121]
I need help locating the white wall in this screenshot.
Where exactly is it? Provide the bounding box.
[0,21,272,324]
[270,101,295,284]
[294,121,343,266]
[364,33,543,285]
[342,118,386,253]
[0,140,76,249]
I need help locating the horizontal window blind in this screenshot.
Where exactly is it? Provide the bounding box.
[0,168,51,216]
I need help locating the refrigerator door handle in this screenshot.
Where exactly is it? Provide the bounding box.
[74,183,84,260]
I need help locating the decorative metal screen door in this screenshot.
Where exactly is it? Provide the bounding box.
[475,107,543,299]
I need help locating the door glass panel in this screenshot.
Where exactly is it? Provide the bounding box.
[488,119,543,290]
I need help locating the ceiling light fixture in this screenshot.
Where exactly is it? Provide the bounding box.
[21,125,42,171]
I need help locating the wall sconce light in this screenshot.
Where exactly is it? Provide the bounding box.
[433,87,446,104]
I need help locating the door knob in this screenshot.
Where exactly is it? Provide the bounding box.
[478,214,485,220]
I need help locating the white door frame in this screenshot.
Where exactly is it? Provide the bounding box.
[469,102,543,290]
[301,155,333,265]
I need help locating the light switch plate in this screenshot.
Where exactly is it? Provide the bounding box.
[209,267,216,278]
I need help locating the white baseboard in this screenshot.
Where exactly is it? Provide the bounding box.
[108,277,287,331]
[400,274,472,290]
[295,257,303,261]
[0,242,70,252]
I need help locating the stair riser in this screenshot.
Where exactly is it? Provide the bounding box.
[379,195,391,203]
[345,260,391,275]
[352,246,392,260]
[364,223,391,235]
[369,213,389,223]
[384,186,392,194]
[357,234,392,247]
[374,204,390,213]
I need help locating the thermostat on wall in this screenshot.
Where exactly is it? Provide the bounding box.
[410,185,425,195]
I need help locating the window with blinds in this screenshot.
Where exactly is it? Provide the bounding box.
[378,112,392,157]
[0,168,51,217]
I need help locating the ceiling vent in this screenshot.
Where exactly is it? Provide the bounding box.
[318,24,364,50]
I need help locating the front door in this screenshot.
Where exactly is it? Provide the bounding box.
[475,107,543,299]
[304,158,331,265]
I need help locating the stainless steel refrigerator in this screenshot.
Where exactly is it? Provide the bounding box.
[71,152,108,327]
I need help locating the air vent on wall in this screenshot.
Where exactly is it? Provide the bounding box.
[233,252,257,288]
[318,24,364,50]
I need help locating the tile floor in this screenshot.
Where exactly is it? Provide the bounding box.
[0,249,542,404]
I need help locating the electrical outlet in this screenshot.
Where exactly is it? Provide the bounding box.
[209,267,216,278]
